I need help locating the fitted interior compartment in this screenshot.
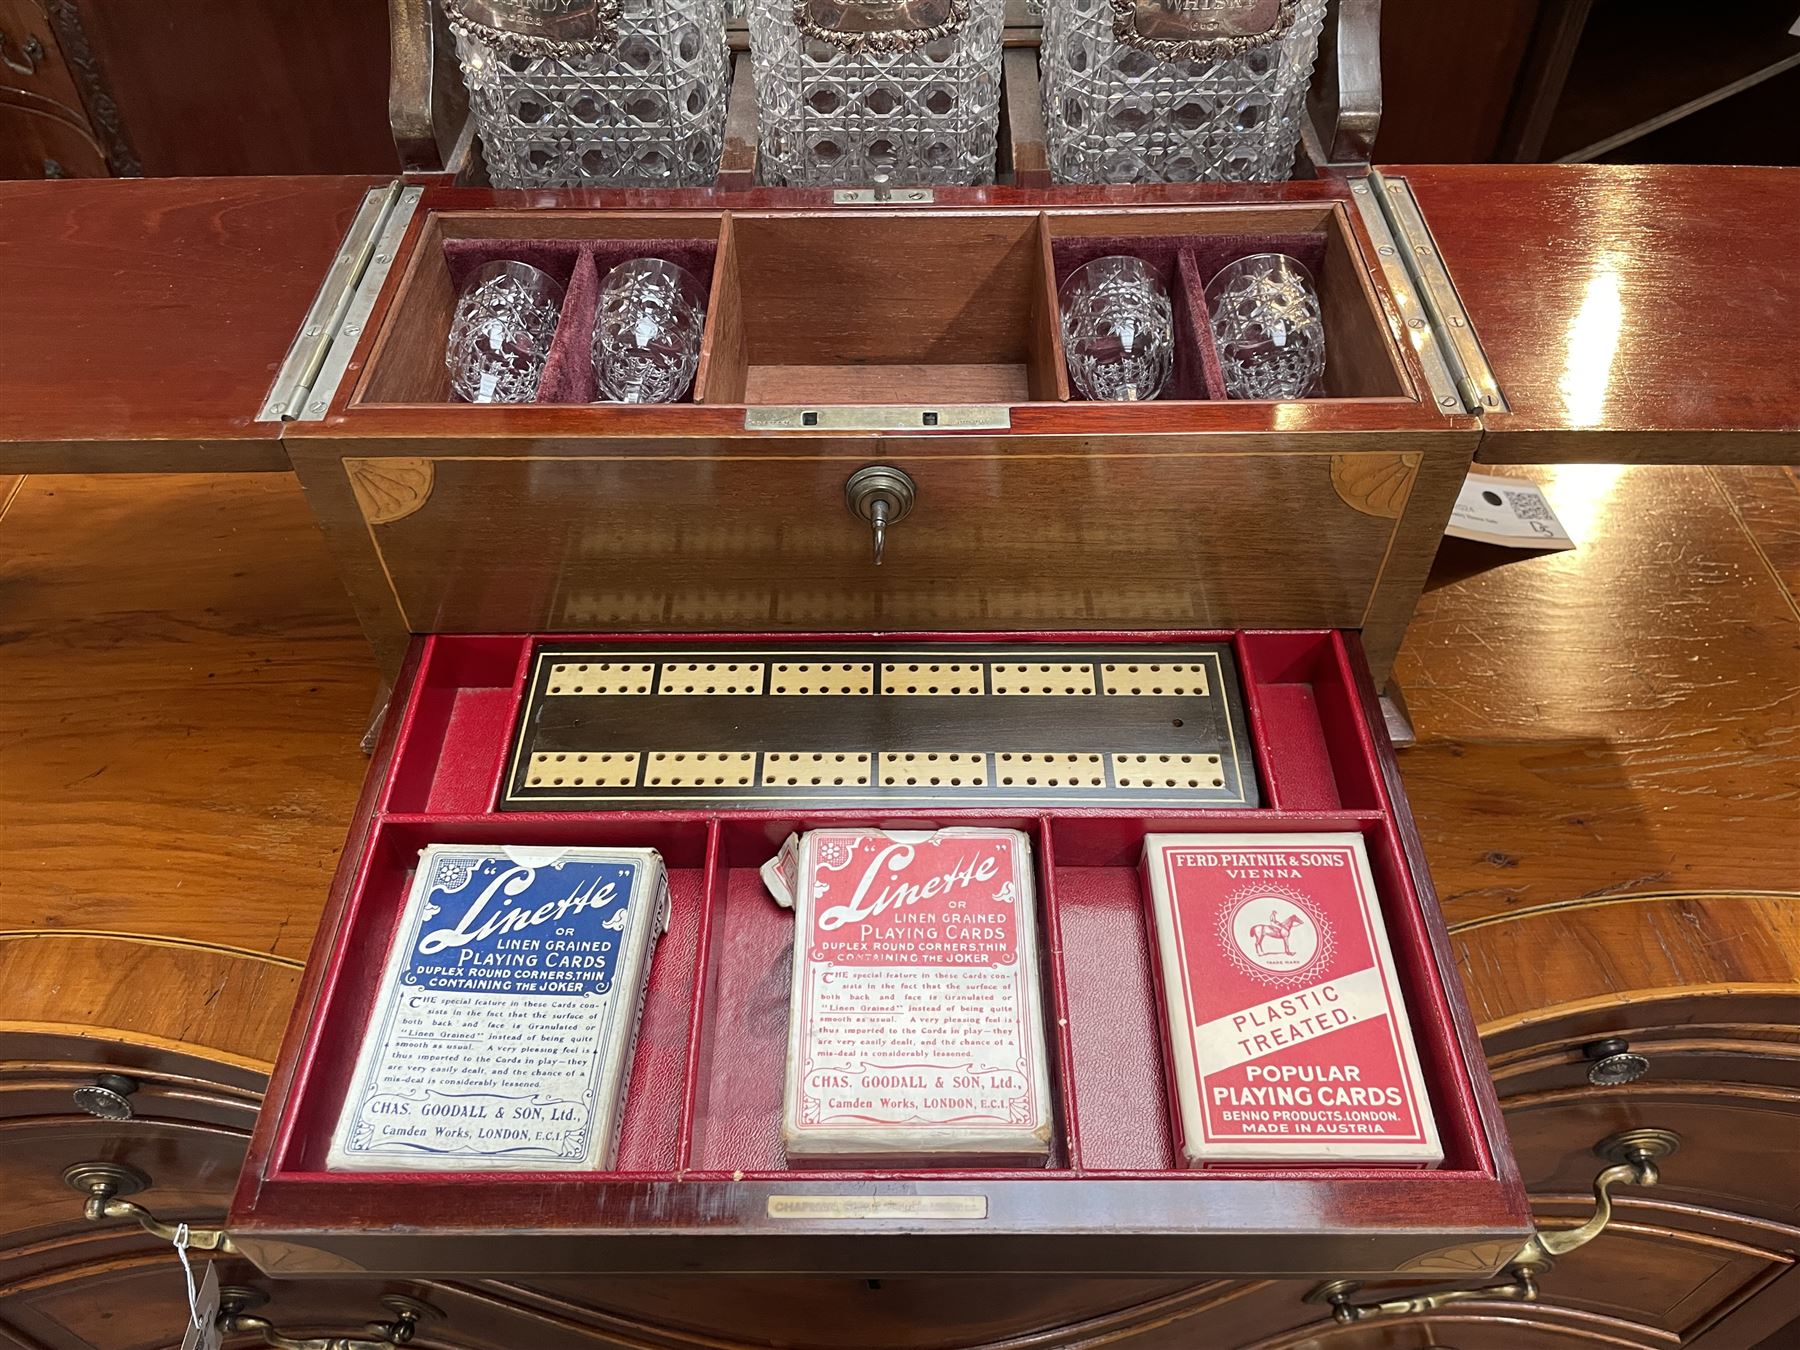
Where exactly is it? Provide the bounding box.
[698,212,1064,406]
[1047,811,1485,1175]
[686,813,1071,1174]
[356,210,727,406]
[268,814,713,1176]
[240,629,1524,1271]
[1046,207,1410,400]
[350,202,1420,413]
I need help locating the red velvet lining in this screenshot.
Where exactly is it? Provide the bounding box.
[270,631,1493,1187]
[444,238,719,405]
[1049,233,1328,403]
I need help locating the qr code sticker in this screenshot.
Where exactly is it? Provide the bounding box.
[1503,489,1558,536]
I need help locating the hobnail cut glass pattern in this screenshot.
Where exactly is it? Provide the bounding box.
[446,261,567,404]
[747,0,1006,187]
[591,258,709,403]
[1204,252,1326,399]
[451,0,730,188]
[1040,0,1326,184]
[1059,255,1173,401]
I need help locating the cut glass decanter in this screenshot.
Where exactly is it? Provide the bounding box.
[1040,0,1326,184]
[446,0,730,188]
[747,0,1006,187]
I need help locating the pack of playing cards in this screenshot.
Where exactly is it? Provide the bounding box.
[769,827,1053,1166]
[1141,832,1441,1166]
[329,844,668,1171]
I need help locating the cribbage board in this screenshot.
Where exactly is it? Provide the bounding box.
[501,642,1259,810]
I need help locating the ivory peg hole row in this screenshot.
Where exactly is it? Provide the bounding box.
[526,750,1224,792]
[544,661,1218,698]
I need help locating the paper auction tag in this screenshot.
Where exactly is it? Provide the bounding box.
[1446,472,1575,551]
[178,1260,222,1350]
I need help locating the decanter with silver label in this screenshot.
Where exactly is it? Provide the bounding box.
[747,0,1006,187]
[1040,0,1326,183]
[446,0,730,188]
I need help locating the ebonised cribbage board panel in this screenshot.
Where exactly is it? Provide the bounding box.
[501,642,1260,811]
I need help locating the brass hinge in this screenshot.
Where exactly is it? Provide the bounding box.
[1350,172,1506,418]
[257,181,423,423]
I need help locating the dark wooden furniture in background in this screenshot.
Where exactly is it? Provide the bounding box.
[1369,0,1800,166]
[8,0,1797,183]
[1499,0,1800,165]
[3,462,1796,1345]
[0,0,397,179]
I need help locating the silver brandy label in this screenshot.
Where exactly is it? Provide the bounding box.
[795,0,966,55]
[1116,0,1293,57]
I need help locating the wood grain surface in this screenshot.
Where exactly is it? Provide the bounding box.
[1397,164,1800,464]
[0,176,384,473]
[2,464,1797,1344]
[0,474,378,961]
[3,461,1793,1037]
[1392,463,1800,921]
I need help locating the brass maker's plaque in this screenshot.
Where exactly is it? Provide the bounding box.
[503,640,1260,811]
[1115,0,1293,59]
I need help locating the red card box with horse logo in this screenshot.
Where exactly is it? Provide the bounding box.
[1142,832,1442,1166]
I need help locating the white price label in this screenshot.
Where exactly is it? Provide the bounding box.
[1445,472,1575,551]
[178,1262,222,1350]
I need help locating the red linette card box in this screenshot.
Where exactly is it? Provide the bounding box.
[1142,832,1443,1167]
[781,827,1053,1167]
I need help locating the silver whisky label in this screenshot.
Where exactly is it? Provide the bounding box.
[1118,0,1291,55]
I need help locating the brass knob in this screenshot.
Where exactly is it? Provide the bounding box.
[1582,1037,1649,1087]
[844,465,916,566]
[74,1073,140,1120]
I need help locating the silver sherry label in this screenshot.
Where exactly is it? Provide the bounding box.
[794,0,966,54]
[1116,0,1293,57]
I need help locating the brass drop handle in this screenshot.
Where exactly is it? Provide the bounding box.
[1309,1127,1679,1324]
[218,1287,441,1350]
[845,465,917,566]
[62,1160,239,1255]
[1,29,44,75]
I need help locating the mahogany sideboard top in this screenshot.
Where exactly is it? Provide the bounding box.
[1,463,1797,1342]
[0,175,384,473]
[1,461,1792,1010]
[0,164,1796,474]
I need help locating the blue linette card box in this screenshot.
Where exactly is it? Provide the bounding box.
[328,844,669,1171]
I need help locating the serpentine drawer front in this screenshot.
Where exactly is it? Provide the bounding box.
[225,629,1530,1279]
